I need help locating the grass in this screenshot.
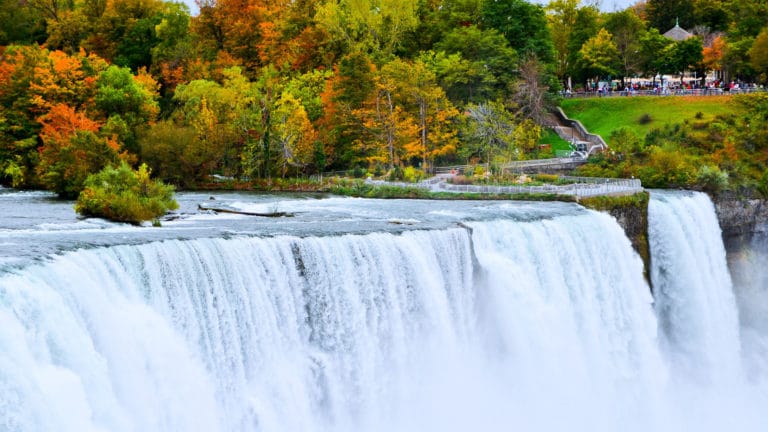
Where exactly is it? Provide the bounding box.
[539,128,574,155]
[560,95,735,144]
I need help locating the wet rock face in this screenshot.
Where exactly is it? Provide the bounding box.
[712,193,768,238]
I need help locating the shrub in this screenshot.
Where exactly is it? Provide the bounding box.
[696,165,730,193]
[695,111,704,119]
[75,162,179,224]
[403,166,427,183]
[638,113,652,125]
[533,173,559,183]
[449,175,474,185]
[388,166,404,181]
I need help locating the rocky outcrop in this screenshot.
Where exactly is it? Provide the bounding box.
[579,192,651,284]
[712,192,768,238]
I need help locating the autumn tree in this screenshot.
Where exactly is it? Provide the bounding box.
[0,0,46,45]
[353,70,419,170]
[171,67,257,180]
[138,120,199,186]
[0,45,107,187]
[36,103,122,197]
[315,52,376,169]
[315,0,418,60]
[194,0,288,72]
[512,119,542,160]
[272,92,317,176]
[83,0,167,70]
[703,35,726,81]
[381,57,459,169]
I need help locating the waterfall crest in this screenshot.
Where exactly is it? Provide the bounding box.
[0,194,765,431]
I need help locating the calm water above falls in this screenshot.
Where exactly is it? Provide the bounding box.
[0,188,765,431]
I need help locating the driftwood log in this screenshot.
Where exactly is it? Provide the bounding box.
[198,204,295,217]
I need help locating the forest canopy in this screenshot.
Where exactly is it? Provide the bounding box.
[1,0,768,193]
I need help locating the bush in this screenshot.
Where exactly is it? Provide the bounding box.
[696,165,729,193]
[75,162,179,224]
[388,166,404,181]
[638,113,653,125]
[403,166,427,183]
[449,175,474,185]
[533,173,559,183]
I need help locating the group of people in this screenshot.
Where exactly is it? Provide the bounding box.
[561,79,763,98]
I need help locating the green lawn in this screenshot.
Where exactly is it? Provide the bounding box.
[560,95,736,144]
[539,128,573,155]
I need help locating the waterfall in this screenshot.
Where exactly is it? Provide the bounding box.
[648,191,766,430]
[729,231,768,381]
[649,191,741,383]
[0,195,765,431]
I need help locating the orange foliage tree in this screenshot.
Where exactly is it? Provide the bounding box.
[36,103,123,197]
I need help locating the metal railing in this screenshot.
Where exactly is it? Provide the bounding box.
[362,175,643,198]
[561,87,765,99]
[433,177,642,198]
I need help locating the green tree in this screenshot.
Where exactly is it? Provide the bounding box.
[609,127,644,160]
[578,29,620,88]
[95,65,160,154]
[138,120,198,186]
[0,0,46,45]
[434,25,517,104]
[461,101,516,169]
[670,37,704,84]
[639,28,673,86]
[604,9,644,86]
[75,161,178,224]
[693,0,730,32]
[315,0,418,60]
[481,0,554,63]
[646,0,695,32]
[565,4,601,87]
[84,0,166,69]
[546,0,580,87]
[750,27,768,82]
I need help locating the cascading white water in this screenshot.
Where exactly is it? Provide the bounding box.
[0,194,765,431]
[648,191,767,430]
[649,191,742,383]
[730,231,768,381]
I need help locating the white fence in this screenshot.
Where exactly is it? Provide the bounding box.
[434,177,642,198]
[366,176,643,198]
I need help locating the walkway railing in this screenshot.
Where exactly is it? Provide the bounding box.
[433,177,642,198]
[365,176,643,198]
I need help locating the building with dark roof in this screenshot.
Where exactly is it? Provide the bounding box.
[663,19,693,41]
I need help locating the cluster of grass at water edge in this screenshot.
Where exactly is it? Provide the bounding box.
[327,180,574,201]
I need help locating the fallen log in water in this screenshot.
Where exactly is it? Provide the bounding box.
[198,204,295,217]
